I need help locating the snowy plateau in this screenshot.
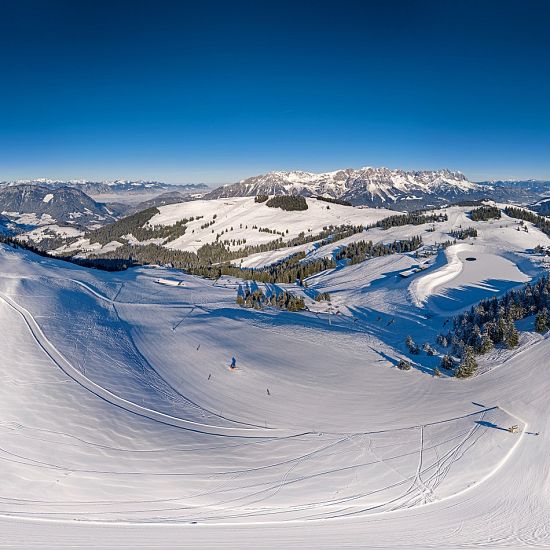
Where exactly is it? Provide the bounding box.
[1,194,550,549]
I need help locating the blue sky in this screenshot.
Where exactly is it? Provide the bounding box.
[1,0,549,183]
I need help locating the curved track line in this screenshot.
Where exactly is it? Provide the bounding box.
[0,290,300,439]
[0,409,527,525]
[68,278,294,429]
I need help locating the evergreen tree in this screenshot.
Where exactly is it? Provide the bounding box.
[440,355,455,370]
[535,308,549,333]
[422,342,436,356]
[478,331,494,354]
[504,320,519,349]
[397,359,411,370]
[405,336,420,355]
[455,347,478,378]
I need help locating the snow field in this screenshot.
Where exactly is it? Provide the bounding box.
[149,197,394,253]
[0,201,549,547]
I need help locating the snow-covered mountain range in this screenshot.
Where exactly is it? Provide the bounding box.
[0,179,208,196]
[206,167,478,206]
[207,167,550,209]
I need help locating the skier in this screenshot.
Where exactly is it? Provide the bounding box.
[230,357,236,369]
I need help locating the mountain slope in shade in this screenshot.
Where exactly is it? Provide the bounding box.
[0,184,115,227]
[477,180,550,210]
[126,190,191,215]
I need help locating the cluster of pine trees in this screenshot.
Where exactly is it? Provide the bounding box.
[436,275,550,377]
[469,205,501,221]
[228,253,337,285]
[236,283,265,309]
[449,227,478,240]
[236,283,305,311]
[371,212,447,231]
[265,195,308,211]
[269,290,305,311]
[86,242,336,284]
[335,236,423,264]
[200,219,216,230]
[254,195,269,203]
[504,206,550,237]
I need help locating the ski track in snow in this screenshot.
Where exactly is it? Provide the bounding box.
[0,207,549,547]
[0,289,290,438]
[0,278,526,525]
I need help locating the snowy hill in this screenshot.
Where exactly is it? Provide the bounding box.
[150,196,393,252]
[60,196,394,256]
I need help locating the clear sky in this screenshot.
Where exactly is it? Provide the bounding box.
[1,0,549,183]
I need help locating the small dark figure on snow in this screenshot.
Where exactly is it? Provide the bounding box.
[267,389,270,396]
[230,357,237,369]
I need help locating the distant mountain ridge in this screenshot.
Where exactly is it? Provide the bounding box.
[0,180,209,196]
[207,167,480,209]
[207,167,550,209]
[126,190,191,214]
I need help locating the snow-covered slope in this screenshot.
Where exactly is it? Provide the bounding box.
[64,196,394,255]
[153,197,393,252]
[1,201,550,547]
[207,167,485,208]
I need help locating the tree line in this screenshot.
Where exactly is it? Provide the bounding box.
[315,196,352,207]
[449,227,478,240]
[370,212,448,230]
[335,235,423,264]
[266,195,308,211]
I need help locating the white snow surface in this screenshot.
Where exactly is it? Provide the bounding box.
[148,197,394,253]
[1,205,550,548]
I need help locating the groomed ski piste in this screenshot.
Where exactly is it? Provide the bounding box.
[2,203,550,548]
